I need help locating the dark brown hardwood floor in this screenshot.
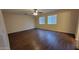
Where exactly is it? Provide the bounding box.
[8,29,76,50]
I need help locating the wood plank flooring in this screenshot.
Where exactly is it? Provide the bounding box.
[8,29,75,50]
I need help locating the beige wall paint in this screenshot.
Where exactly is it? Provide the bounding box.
[35,10,78,34]
[76,16,79,48]
[3,13,35,34]
[0,10,10,49]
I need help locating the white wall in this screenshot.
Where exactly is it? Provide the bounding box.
[0,10,10,49]
[3,13,35,34]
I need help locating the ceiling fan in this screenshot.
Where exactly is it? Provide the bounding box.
[32,9,43,16]
[24,9,43,16]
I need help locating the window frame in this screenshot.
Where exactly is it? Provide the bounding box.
[38,16,45,24]
[47,15,57,25]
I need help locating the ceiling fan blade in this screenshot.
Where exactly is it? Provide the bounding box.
[38,12,43,13]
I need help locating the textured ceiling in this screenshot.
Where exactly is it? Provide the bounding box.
[2,9,59,15]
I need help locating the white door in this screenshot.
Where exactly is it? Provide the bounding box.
[0,10,10,50]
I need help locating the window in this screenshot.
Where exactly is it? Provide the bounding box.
[39,16,45,24]
[48,15,57,24]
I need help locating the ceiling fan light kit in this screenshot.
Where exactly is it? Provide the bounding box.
[33,12,38,16]
[33,9,38,16]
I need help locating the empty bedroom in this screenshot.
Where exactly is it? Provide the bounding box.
[0,9,79,50]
